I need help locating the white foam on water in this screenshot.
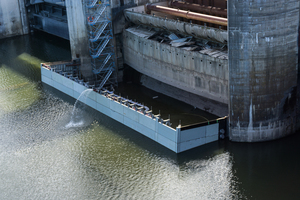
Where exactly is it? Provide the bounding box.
[66,89,93,129]
[65,120,85,129]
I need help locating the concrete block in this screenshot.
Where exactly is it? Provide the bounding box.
[73,91,80,99]
[52,80,63,93]
[111,110,124,123]
[96,103,112,117]
[94,93,102,104]
[135,123,156,140]
[206,124,219,137]
[123,106,139,122]
[77,94,91,105]
[73,81,86,95]
[157,123,176,142]
[110,101,124,115]
[138,114,156,131]
[124,116,138,130]
[97,94,110,108]
[86,98,97,110]
[41,75,53,86]
[52,72,63,84]
[63,77,74,90]
[123,117,156,140]
[62,85,74,97]
[205,134,218,144]
[87,90,97,101]
[180,126,206,142]
[157,134,176,152]
[178,137,206,153]
[53,81,73,97]
[41,67,52,79]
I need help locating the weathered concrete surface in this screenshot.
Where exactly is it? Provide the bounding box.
[65,0,92,80]
[124,4,228,43]
[228,0,299,142]
[123,29,229,106]
[0,0,28,39]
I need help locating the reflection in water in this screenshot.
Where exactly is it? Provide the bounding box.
[1,32,299,200]
[17,52,43,67]
[0,65,41,113]
[75,123,240,199]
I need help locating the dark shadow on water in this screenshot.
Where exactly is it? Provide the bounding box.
[0,32,71,82]
[224,132,300,200]
[115,82,218,128]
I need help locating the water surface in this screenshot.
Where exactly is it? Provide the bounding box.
[0,32,299,200]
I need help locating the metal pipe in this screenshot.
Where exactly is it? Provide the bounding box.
[145,4,227,26]
[170,1,227,18]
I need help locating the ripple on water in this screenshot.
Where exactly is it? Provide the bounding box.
[0,88,243,199]
[0,67,243,199]
[65,122,243,200]
[0,65,41,114]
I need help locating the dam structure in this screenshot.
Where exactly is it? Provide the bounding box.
[1,0,300,148]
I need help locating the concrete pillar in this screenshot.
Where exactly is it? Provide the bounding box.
[0,0,28,39]
[18,0,29,36]
[228,0,299,142]
[65,0,93,81]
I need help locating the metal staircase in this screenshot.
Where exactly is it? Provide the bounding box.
[89,22,109,42]
[86,0,117,89]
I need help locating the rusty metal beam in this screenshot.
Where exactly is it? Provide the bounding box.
[145,3,227,26]
[170,1,227,18]
[124,10,228,43]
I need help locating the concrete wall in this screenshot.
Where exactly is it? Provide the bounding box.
[228,0,299,142]
[123,30,229,105]
[41,65,219,153]
[0,0,28,39]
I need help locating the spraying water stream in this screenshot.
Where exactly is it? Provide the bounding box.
[65,89,93,129]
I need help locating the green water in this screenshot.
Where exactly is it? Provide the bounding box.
[0,32,299,200]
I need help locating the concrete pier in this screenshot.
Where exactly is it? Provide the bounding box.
[0,0,28,39]
[65,0,92,80]
[228,0,299,142]
[41,62,221,153]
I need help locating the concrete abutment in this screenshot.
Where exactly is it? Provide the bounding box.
[228,0,299,142]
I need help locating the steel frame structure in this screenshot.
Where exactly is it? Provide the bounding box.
[86,0,117,89]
